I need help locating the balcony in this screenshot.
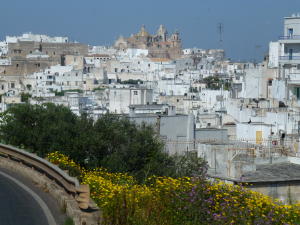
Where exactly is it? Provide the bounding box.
[287,73,300,85]
[279,35,300,44]
[279,55,300,64]
[279,35,300,40]
[279,56,300,60]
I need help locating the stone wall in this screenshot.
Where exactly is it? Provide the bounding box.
[0,57,59,75]
[249,183,300,204]
[8,41,88,58]
[0,41,89,75]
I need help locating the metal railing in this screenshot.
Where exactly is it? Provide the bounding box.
[0,143,92,210]
[279,56,300,60]
[279,35,300,40]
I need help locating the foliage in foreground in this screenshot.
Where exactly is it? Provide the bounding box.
[48,152,300,225]
[0,103,207,182]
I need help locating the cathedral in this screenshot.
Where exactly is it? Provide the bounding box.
[114,25,182,60]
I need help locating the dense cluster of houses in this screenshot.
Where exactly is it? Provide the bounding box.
[2,16,300,201]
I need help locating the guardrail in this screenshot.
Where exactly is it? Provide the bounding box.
[0,143,91,210]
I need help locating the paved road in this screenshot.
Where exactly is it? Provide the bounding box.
[0,172,51,225]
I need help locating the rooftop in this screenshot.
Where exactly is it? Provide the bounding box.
[242,163,300,183]
[129,104,167,109]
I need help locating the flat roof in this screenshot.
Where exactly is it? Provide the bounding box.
[242,163,300,183]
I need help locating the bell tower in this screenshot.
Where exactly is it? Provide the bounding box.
[157,25,168,41]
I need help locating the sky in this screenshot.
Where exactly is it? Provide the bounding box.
[1,0,300,61]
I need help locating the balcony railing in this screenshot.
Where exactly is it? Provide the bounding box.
[279,35,300,40]
[287,73,300,83]
[279,56,300,60]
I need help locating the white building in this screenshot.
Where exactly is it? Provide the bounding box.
[268,41,280,68]
[28,65,86,96]
[0,41,8,56]
[278,14,300,105]
[5,33,68,43]
[88,46,117,55]
[108,86,153,114]
[157,79,190,96]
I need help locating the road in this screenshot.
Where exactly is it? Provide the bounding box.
[0,171,53,225]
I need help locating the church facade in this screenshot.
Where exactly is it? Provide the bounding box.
[114,25,182,60]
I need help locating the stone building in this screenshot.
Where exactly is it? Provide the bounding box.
[0,39,88,76]
[114,25,182,60]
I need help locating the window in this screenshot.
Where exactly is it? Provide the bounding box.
[1,85,4,90]
[289,49,293,60]
[268,79,273,86]
[296,87,300,99]
[16,64,19,68]
[11,83,15,88]
[288,28,294,38]
[133,91,138,95]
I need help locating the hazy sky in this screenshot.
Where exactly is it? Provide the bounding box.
[1,0,300,61]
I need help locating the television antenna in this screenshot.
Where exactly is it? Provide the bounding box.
[217,23,224,48]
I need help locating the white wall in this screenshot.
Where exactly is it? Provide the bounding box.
[109,88,153,113]
[284,16,300,36]
[268,42,279,68]
[6,33,68,43]
[271,80,286,100]
[236,123,272,143]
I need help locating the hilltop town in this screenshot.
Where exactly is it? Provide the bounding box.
[2,15,300,204]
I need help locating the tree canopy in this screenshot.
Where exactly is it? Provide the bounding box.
[0,103,206,182]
